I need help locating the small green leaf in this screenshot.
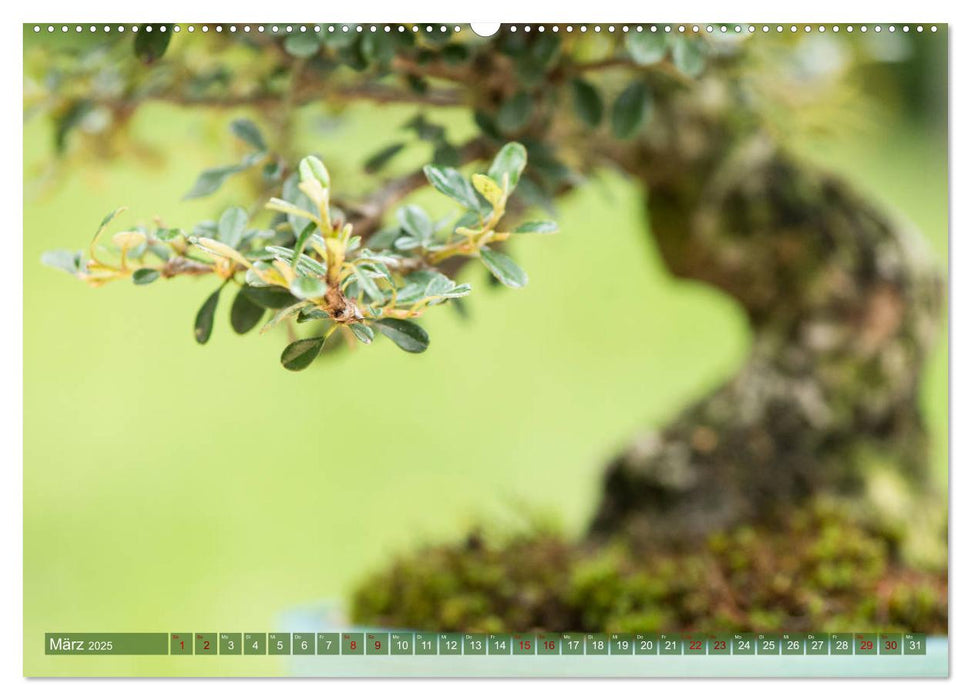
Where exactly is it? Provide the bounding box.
[432,142,461,167]
[298,155,330,188]
[444,283,472,298]
[528,31,561,67]
[611,82,650,139]
[626,31,669,65]
[423,165,481,211]
[404,113,445,142]
[297,308,330,323]
[361,32,396,65]
[349,323,375,344]
[291,221,318,268]
[364,142,406,173]
[217,206,248,249]
[230,287,265,334]
[452,211,480,232]
[496,92,534,133]
[472,173,504,207]
[672,37,707,77]
[98,208,125,231]
[393,283,424,306]
[148,243,171,260]
[487,142,528,190]
[571,79,603,127]
[132,268,160,285]
[368,227,400,249]
[133,24,172,64]
[241,285,298,309]
[283,31,321,58]
[397,205,433,243]
[513,220,558,234]
[263,160,285,183]
[281,336,325,371]
[281,175,317,234]
[265,246,326,277]
[154,228,184,242]
[184,165,244,200]
[352,268,383,303]
[230,118,267,151]
[394,236,422,251]
[261,301,310,334]
[194,287,221,344]
[424,273,454,297]
[473,110,502,140]
[41,249,81,275]
[373,318,430,353]
[480,248,528,288]
[290,275,327,300]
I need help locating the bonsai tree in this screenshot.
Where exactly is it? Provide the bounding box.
[32,23,946,633]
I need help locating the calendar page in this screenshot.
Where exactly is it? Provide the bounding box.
[22,19,949,679]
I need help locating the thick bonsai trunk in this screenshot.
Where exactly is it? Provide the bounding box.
[589,83,944,551]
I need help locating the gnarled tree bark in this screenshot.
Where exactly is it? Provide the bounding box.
[589,79,944,553]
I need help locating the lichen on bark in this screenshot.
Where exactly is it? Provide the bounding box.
[589,78,945,560]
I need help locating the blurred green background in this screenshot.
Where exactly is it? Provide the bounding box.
[23,35,947,676]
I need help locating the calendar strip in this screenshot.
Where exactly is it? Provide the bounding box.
[45,632,926,656]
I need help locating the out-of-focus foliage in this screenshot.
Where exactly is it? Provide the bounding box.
[25,25,944,176]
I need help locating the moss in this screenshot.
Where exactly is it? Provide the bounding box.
[351,501,946,634]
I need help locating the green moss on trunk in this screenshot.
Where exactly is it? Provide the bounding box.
[351,500,945,634]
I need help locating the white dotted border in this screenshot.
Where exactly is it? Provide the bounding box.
[30,23,941,35]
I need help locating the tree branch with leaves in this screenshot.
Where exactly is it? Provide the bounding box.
[43,137,557,368]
